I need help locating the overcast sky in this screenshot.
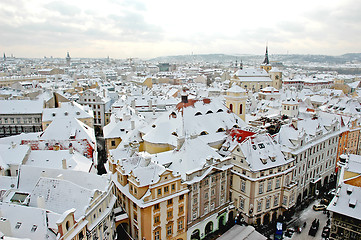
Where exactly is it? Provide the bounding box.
[1,0,361,59]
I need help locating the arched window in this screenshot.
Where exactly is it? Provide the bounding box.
[217,109,223,113]
[195,112,202,116]
[229,104,233,112]
[206,110,213,114]
[239,104,243,114]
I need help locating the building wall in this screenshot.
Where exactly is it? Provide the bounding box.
[0,113,42,137]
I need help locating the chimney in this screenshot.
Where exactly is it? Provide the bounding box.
[131,120,135,130]
[11,141,16,148]
[177,137,185,150]
[206,157,213,165]
[181,93,188,103]
[62,159,67,169]
[148,99,152,110]
[69,146,74,154]
[54,143,60,151]
[131,99,136,109]
[144,156,151,166]
[37,196,46,209]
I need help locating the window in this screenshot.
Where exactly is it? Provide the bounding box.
[274,195,279,206]
[275,178,280,189]
[179,194,184,200]
[282,196,288,206]
[229,104,233,112]
[164,186,169,193]
[257,201,262,212]
[157,189,161,196]
[154,216,160,223]
[171,184,175,191]
[239,198,244,210]
[241,181,246,192]
[179,206,184,213]
[204,205,209,213]
[111,140,116,147]
[167,210,173,218]
[267,180,272,192]
[167,225,172,236]
[154,204,160,210]
[15,222,22,229]
[205,193,209,199]
[154,230,160,240]
[239,104,243,114]
[167,199,173,205]
[193,197,198,205]
[258,182,264,194]
[178,219,183,230]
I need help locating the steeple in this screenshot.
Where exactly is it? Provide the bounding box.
[66,52,71,66]
[263,46,269,65]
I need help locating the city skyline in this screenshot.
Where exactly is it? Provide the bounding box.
[1,0,361,59]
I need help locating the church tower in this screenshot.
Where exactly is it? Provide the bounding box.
[260,46,272,73]
[66,52,71,66]
[225,84,247,121]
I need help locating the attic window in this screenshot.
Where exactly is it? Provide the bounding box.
[269,156,276,162]
[260,158,267,164]
[252,145,257,150]
[233,125,239,128]
[200,131,208,135]
[152,124,156,128]
[206,110,213,114]
[172,132,178,137]
[195,112,202,116]
[15,222,22,229]
[120,129,125,132]
[169,112,177,118]
[76,112,80,115]
[52,113,56,117]
[217,128,225,133]
[347,186,354,195]
[217,109,224,113]
[31,225,37,232]
[349,198,357,208]
[64,112,68,116]
[258,143,265,149]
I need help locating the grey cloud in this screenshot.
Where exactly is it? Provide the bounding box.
[108,0,147,11]
[45,1,81,17]
[108,11,163,41]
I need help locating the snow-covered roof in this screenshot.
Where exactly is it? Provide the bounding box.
[238,133,291,171]
[151,136,225,179]
[141,97,246,147]
[327,183,361,220]
[0,144,30,169]
[40,118,96,149]
[25,150,93,172]
[42,102,93,122]
[0,100,43,114]
[0,202,58,240]
[28,177,95,220]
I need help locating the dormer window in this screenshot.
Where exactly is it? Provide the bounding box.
[217,109,224,113]
[15,222,22,229]
[200,131,208,136]
[195,112,202,116]
[64,112,68,116]
[258,143,265,149]
[172,132,178,137]
[52,113,56,117]
[217,128,225,133]
[252,145,257,150]
[349,198,357,208]
[206,110,213,114]
[31,225,37,232]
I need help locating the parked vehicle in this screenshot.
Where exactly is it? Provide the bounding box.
[322,226,330,239]
[320,198,330,205]
[313,204,327,211]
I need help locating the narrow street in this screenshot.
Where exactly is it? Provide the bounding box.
[286,200,330,240]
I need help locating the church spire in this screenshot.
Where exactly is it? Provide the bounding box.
[263,46,269,65]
